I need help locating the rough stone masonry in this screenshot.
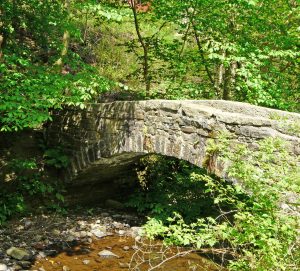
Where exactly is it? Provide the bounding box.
[46,100,300,188]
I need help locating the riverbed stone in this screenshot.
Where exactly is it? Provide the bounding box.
[98,250,119,258]
[65,235,75,242]
[51,229,61,236]
[135,236,141,242]
[36,252,46,260]
[34,235,43,242]
[18,261,31,268]
[118,230,125,236]
[0,207,145,271]
[0,264,8,271]
[123,246,130,251]
[44,250,57,257]
[91,229,107,238]
[112,222,123,229]
[82,259,90,265]
[79,231,87,238]
[12,264,22,271]
[6,247,31,261]
[130,226,143,238]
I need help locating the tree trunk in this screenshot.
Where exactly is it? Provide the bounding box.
[191,19,222,98]
[222,61,237,100]
[213,50,226,98]
[129,0,150,94]
[83,8,89,44]
[0,35,3,59]
[222,67,230,100]
[54,0,70,69]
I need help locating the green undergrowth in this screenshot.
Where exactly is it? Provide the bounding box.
[127,155,239,223]
[128,135,300,270]
[0,145,69,225]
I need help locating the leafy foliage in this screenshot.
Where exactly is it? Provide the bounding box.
[127,155,233,222]
[0,54,111,131]
[0,155,66,225]
[82,1,299,110]
[1,0,298,132]
[137,136,299,270]
[149,0,300,110]
[43,146,69,169]
[0,0,113,131]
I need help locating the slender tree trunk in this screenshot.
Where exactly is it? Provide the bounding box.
[129,0,150,94]
[191,20,223,98]
[214,50,226,98]
[222,15,238,101]
[0,5,4,59]
[229,61,237,98]
[222,61,237,100]
[54,0,70,69]
[0,34,3,59]
[83,8,89,44]
[179,20,192,58]
[222,67,230,100]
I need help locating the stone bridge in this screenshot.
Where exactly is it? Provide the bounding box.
[47,100,300,195]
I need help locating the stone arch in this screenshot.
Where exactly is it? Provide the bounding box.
[47,100,300,187]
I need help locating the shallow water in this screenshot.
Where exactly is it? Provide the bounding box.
[31,235,223,271]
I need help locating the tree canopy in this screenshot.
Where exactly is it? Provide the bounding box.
[0,0,299,129]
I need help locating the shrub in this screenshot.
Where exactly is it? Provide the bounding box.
[131,136,299,270]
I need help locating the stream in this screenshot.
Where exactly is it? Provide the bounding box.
[0,207,223,271]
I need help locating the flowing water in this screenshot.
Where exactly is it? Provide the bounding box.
[31,235,223,271]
